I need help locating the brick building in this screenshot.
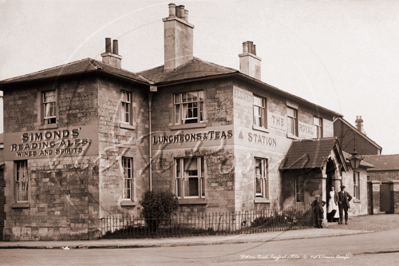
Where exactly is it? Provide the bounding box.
[0,4,366,240]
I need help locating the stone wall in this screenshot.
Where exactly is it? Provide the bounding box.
[0,168,5,240]
[341,168,368,216]
[367,171,399,182]
[97,77,149,217]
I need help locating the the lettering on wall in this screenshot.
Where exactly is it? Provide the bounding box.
[248,132,277,147]
[269,113,285,130]
[298,122,314,138]
[9,128,91,158]
[153,130,233,145]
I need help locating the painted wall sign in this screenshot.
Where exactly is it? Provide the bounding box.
[235,126,293,154]
[151,125,234,150]
[269,113,286,131]
[298,122,315,138]
[153,130,233,145]
[4,125,99,160]
[247,132,277,147]
[373,184,380,192]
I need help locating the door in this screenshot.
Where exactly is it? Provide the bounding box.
[380,183,391,213]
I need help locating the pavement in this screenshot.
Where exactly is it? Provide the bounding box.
[3,214,397,249]
[0,227,371,249]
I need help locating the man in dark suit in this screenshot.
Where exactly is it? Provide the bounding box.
[338,185,352,225]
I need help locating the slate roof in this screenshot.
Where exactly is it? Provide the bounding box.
[279,138,345,170]
[362,154,399,171]
[139,57,343,117]
[0,58,150,88]
[137,57,238,84]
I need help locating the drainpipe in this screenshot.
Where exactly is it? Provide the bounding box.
[149,86,157,191]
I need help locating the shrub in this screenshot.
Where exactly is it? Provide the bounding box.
[140,190,179,231]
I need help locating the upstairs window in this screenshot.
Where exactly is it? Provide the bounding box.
[255,158,268,199]
[253,96,267,128]
[122,157,133,200]
[175,157,205,198]
[121,90,132,124]
[314,117,323,138]
[15,160,28,202]
[174,91,204,124]
[43,90,56,124]
[287,107,298,136]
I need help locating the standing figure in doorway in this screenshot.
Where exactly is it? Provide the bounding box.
[338,185,352,225]
[311,195,325,228]
[327,186,338,222]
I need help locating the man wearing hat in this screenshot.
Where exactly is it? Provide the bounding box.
[311,195,325,228]
[338,185,352,225]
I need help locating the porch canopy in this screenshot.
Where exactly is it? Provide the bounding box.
[279,137,347,171]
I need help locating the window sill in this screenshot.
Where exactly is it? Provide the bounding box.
[12,202,30,209]
[254,198,271,204]
[119,123,135,130]
[286,134,299,140]
[38,123,58,130]
[178,198,208,205]
[252,125,269,133]
[120,200,136,207]
[170,123,207,131]
[353,199,361,203]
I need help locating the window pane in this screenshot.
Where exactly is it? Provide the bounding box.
[175,105,180,123]
[176,178,181,197]
[188,178,199,196]
[174,94,180,104]
[43,91,56,102]
[198,91,204,101]
[256,178,262,196]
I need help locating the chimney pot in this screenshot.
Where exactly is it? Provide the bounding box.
[168,3,176,17]
[253,44,256,55]
[242,42,249,53]
[178,5,185,18]
[105,38,112,53]
[184,9,189,21]
[113,40,119,55]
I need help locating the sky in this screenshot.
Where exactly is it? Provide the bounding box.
[0,0,398,154]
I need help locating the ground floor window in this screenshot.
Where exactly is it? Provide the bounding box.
[295,175,304,202]
[175,157,205,198]
[353,171,360,199]
[122,157,133,200]
[255,158,268,199]
[15,160,28,202]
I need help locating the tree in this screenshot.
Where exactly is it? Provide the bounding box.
[140,190,179,231]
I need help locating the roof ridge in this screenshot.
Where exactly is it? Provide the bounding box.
[0,58,94,83]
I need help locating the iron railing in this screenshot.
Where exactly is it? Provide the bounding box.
[100,206,312,239]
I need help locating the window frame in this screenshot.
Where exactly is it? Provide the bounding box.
[15,160,29,203]
[287,106,298,137]
[175,157,205,199]
[121,157,134,201]
[254,158,269,199]
[42,90,57,125]
[314,117,323,138]
[173,91,204,125]
[353,171,360,199]
[295,175,304,203]
[253,95,267,129]
[120,90,132,125]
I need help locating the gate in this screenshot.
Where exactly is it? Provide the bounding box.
[380,183,391,213]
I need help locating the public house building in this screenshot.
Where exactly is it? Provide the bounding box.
[0,4,363,241]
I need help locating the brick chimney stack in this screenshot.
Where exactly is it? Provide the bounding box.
[101,38,122,69]
[239,41,262,80]
[355,116,365,134]
[163,3,194,72]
